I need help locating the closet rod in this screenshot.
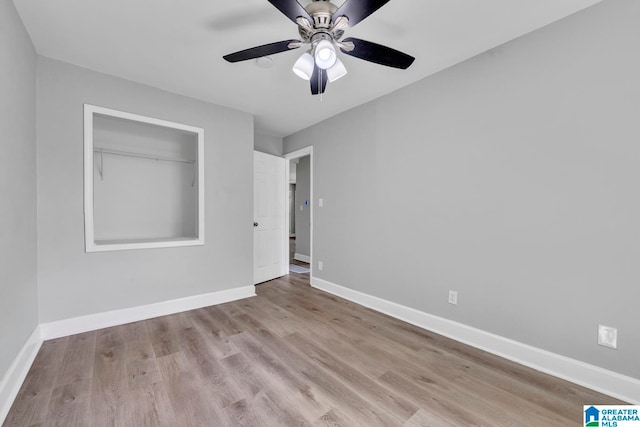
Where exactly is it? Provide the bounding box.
[93,147,195,164]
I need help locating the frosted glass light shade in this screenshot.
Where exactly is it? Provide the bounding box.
[327,58,347,82]
[292,52,314,80]
[315,40,337,70]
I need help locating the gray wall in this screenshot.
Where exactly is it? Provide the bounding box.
[0,0,39,380]
[254,132,283,156]
[92,116,199,241]
[37,57,254,322]
[294,156,311,258]
[284,0,640,379]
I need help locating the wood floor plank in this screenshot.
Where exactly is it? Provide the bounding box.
[90,326,133,427]
[145,314,182,358]
[222,398,261,427]
[220,351,318,426]
[299,362,404,426]
[186,308,233,356]
[259,280,428,355]
[250,390,311,427]
[54,332,96,388]
[219,352,263,400]
[156,351,229,426]
[403,408,460,427]
[257,295,402,378]
[284,332,417,423]
[378,369,488,425]
[174,312,243,409]
[123,322,162,390]
[207,304,245,336]
[313,408,356,427]
[43,379,91,427]
[228,330,328,422]
[5,270,626,426]
[234,296,298,337]
[128,382,178,427]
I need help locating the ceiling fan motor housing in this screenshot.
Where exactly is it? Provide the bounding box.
[299,0,344,45]
[305,0,337,29]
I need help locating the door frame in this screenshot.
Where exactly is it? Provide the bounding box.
[284,147,313,278]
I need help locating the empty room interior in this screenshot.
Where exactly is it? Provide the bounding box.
[2,0,640,425]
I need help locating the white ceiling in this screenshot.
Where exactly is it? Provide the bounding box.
[15,0,601,137]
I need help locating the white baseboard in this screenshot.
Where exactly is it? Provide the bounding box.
[0,327,43,424]
[40,285,256,340]
[294,253,311,263]
[311,277,640,404]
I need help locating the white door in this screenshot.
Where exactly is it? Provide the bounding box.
[254,151,287,284]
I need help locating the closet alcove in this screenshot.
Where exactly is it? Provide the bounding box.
[84,105,204,252]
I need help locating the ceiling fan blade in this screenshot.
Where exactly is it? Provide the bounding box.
[223,40,301,63]
[310,66,328,95]
[340,37,415,69]
[267,0,313,25]
[333,0,390,28]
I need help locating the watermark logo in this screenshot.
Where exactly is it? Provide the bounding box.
[584,405,640,427]
[585,406,600,427]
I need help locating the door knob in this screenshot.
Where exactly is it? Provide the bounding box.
[253,222,259,227]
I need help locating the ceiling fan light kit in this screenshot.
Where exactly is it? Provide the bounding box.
[314,39,337,69]
[326,58,347,82]
[223,0,415,95]
[292,52,315,80]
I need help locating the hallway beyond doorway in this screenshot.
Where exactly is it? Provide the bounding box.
[289,237,310,274]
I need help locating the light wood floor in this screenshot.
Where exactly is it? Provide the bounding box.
[4,272,624,426]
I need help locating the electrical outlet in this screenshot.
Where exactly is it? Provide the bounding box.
[448,290,458,305]
[598,325,618,349]
[318,261,323,271]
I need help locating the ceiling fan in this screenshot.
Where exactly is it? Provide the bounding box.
[223,0,415,95]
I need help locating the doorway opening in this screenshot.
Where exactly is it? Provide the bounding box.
[285,147,313,277]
